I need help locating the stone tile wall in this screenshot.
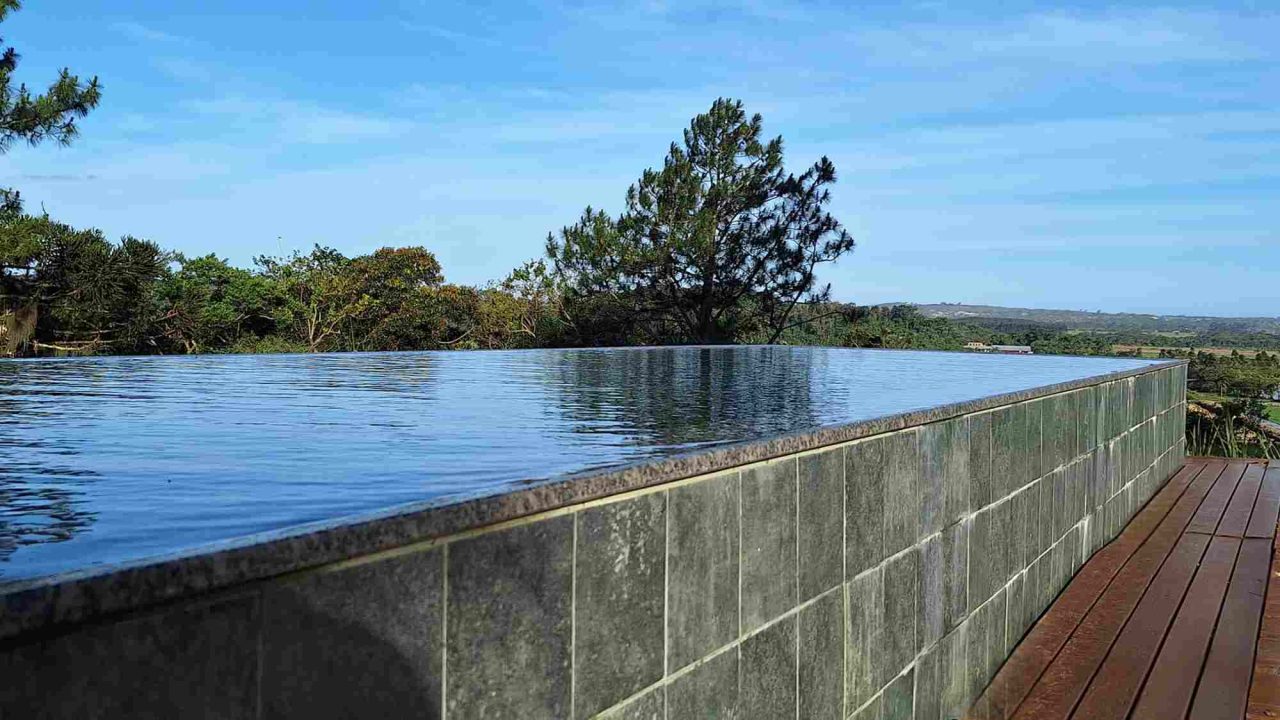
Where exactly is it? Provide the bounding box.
[0,364,1187,719]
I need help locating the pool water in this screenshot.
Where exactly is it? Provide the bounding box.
[0,346,1161,582]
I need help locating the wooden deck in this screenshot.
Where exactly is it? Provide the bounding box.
[967,458,1280,720]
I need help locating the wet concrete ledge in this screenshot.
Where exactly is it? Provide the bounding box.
[0,359,1185,643]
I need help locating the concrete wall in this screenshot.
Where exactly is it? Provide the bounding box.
[0,364,1187,719]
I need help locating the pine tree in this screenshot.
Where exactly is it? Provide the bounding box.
[0,0,101,153]
[546,98,854,344]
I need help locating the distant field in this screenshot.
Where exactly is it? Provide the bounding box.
[1112,345,1266,358]
[1190,391,1280,423]
[911,303,1280,334]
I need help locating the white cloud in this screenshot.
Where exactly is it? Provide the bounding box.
[183,96,413,145]
[113,21,189,45]
[846,9,1272,68]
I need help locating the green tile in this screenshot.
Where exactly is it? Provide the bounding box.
[847,438,887,578]
[883,430,921,554]
[915,645,941,720]
[991,406,1020,501]
[740,618,797,720]
[447,517,573,719]
[799,590,843,720]
[965,603,988,703]
[574,494,666,718]
[667,649,738,719]
[846,568,886,707]
[883,669,914,720]
[263,550,441,720]
[850,694,882,720]
[2,592,261,720]
[799,448,844,602]
[942,520,968,632]
[596,687,663,720]
[741,458,798,633]
[668,473,740,671]
[917,534,944,650]
[969,412,993,510]
[884,551,918,676]
[939,625,969,720]
[921,416,969,533]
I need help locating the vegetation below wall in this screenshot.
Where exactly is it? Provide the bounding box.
[1179,351,1280,459]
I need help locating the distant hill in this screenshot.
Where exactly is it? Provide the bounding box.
[896,303,1280,335]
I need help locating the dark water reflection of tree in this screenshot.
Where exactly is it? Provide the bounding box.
[547,346,821,450]
[0,366,100,573]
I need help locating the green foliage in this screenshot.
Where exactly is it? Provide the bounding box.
[0,0,101,152]
[1186,398,1277,460]
[1173,349,1280,399]
[766,303,990,349]
[254,245,364,352]
[0,200,167,353]
[157,254,280,353]
[546,98,854,344]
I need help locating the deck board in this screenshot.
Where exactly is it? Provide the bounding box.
[1245,467,1280,540]
[1010,461,1224,720]
[1190,537,1272,719]
[1220,464,1267,537]
[1071,531,1211,719]
[1247,530,1280,720]
[1131,535,1242,720]
[967,458,1276,720]
[966,461,1210,719]
[1187,462,1247,534]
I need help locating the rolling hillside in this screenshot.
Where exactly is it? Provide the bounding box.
[903,303,1280,335]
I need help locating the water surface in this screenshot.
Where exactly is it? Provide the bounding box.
[0,346,1161,583]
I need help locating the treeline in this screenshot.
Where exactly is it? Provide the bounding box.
[918,303,1280,335]
[0,198,569,355]
[949,316,1280,353]
[4,182,1262,359]
[1165,348,1280,400]
[2,180,1188,358]
[3,84,1270,360]
[776,304,1131,355]
[2,99,865,356]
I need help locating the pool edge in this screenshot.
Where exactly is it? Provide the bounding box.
[0,358,1186,642]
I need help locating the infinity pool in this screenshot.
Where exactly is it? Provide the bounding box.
[0,346,1162,582]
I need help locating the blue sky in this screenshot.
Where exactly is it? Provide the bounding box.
[1,1,1276,316]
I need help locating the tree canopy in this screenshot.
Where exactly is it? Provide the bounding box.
[546,98,855,344]
[0,0,101,153]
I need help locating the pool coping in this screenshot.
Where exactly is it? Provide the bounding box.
[0,357,1186,642]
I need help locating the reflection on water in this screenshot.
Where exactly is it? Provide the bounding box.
[0,346,1159,583]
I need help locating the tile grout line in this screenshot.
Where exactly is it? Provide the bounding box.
[663,490,670,681]
[255,589,264,720]
[441,544,449,720]
[597,580,848,718]
[570,512,577,720]
[841,445,849,720]
[664,488,670,720]
[794,457,801,720]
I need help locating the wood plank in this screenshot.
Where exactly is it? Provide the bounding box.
[1245,466,1280,540]
[1219,463,1268,537]
[1189,536,1273,720]
[1130,536,1242,720]
[1070,531,1213,720]
[1008,461,1224,720]
[1247,518,1280,720]
[965,460,1210,720]
[1186,461,1248,534]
